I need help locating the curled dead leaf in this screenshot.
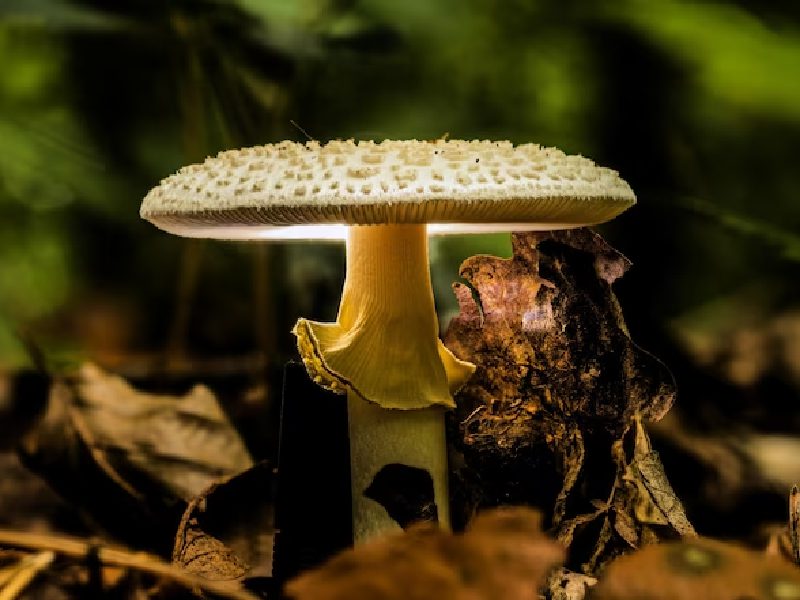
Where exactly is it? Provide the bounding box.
[173,462,275,582]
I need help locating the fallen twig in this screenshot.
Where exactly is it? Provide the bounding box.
[0,529,258,600]
[0,551,54,600]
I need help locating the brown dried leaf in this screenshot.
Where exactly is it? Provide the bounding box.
[579,421,695,573]
[285,507,564,600]
[444,229,686,571]
[593,537,800,600]
[630,424,694,536]
[791,485,800,564]
[19,363,254,549]
[173,521,249,580]
[173,462,274,581]
[25,362,252,502]
[547,569,596,600]
[72,363,253,501]
[445,229,675,439]
[613,506,639,548]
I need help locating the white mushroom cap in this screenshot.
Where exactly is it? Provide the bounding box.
[140,139,635,239]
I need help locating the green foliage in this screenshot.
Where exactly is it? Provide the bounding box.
[0,24,94,360]
[0,0,123,31]
[682,197,800,263]
[0,0,797,367]
[612,0,800,121]
[0,25,110,211]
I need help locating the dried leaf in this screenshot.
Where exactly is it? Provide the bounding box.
[285,507,564,600]
[173,522,249,581]
[445,229,675,435]
[73,363,253,501]
[593,537,800,600]
[553,427,585,528]
[444,230,680,556]
[173,462,274,581]
[791,485,800,565]
[630,422,694,536]
[19,363,254,549]
[547,569,596,600]
[613,507,639,548]
[577,421,695,573]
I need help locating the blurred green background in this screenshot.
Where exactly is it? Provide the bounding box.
[1,0,799,436]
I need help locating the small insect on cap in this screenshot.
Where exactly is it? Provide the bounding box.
[140,139,636,240]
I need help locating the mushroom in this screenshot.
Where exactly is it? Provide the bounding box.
[140,139,635,541]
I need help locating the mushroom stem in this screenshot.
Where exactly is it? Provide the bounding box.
[293,223,475,540]
[295,224,474,409]
[347,390,449,541]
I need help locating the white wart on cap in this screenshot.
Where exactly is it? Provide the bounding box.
[141,139,635,239]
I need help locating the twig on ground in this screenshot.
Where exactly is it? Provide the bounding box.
[0,529,258,600]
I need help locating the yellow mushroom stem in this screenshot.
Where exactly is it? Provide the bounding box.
[295,224,474,408]
[293,223,476,540]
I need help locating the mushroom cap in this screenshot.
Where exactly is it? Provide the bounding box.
[140,139,635,239]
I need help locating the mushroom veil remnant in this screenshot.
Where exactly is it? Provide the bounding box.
[140,139,635,541]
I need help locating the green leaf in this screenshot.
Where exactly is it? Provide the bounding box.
[0,0,125,31]
[607,0,800,120]
[681,197,800,262]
